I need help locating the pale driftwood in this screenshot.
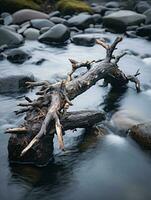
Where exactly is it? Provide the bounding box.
[7,36,141,165]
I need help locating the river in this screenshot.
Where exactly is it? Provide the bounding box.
[1,31,151,200]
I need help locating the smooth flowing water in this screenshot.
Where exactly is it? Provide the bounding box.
[1,32,151,200]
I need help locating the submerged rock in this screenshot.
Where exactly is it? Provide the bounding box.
[0,27,23,47]
[7,49,31,64]
[130,122,151,149]
[0,74,34,93]
[39,24,70,44]
[68,13,94,29]
[12,9,49,24]
[103,10,146,33]
[71,34,95,46]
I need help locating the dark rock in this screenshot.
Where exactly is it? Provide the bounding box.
[92,14,102,24]
[50,17,68,26]
[49,11,61,18]
[12,9,49,24]
[7,49,31,64]
[103,10,146,33]
[23,28,40,40]
[71,34,95,46]
[0,27,23,47]
[68,13,94,29]
[32,58,46,65]
[31,19,55,29]
[0,74,34,93]
[0,53,5,60]
[105,1,120,9]
[135,1,150,14]
[39,24,70,44]
[136,25,151,37]
[144,8,151,24]
[0,18,4,24]
[130,122,151,149]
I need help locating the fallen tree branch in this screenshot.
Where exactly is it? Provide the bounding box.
[7,36,141,165]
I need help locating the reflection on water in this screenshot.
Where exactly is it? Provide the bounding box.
[1,32,151,200]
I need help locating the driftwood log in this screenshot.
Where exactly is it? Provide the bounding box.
[6,36,141,166]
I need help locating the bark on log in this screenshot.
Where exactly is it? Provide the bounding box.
[7,36,141,166]
[8,110,105,166]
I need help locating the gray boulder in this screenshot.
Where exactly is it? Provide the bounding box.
[31,19,55,29]
[50,17,68,25]
[23,28,40,40]
[0,74,34,93]
[49,11,61,18]
[0,27,23,47]
[103,10,146,33]
[38,24,70,44]
[144,8,151,24]
[71,34,95,46]
[68,13,94,29]
[92,14,102,24]
[7,49,31,64]
[105,1,120,9]
[136,25,151,37]
[135,1,150,14]
[12,9,49,24]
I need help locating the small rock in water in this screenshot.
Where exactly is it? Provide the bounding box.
[0,74,34,93]
[136,25,151,37]
[49,11,61,18]
[31,19,55,29]
[144,8,151,25]
[68,13,94,29]
[1,12,13,25]
[105,1,120,9]
[50,17,68,26]
[23,28,40,40]
[0,27,23,47]
[71,34,95,46]
[135,1,150,14]
[7,49,31,64]
[130,122,151,149]
[38,24,70,44]
[32,58,46,65]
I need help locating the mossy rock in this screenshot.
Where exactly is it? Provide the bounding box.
[0,0,42,13]
[56,0,92,15]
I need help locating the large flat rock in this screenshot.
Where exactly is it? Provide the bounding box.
[103,10,146,33]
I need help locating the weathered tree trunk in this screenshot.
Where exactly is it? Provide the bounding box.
[6,37,141,166]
